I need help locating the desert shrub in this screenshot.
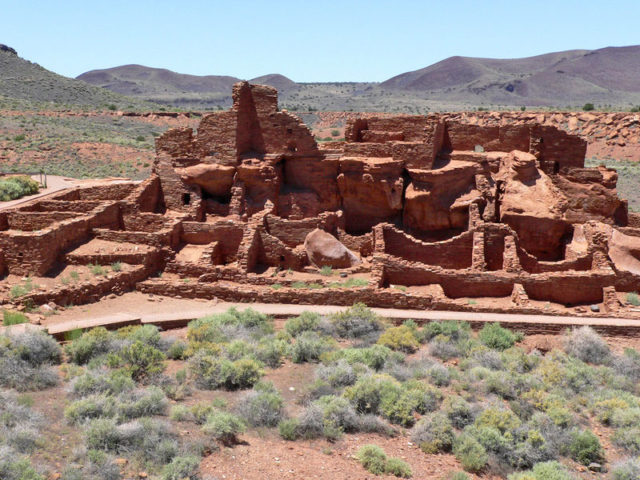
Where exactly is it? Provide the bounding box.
[235,382,284,427]
[429,334,463,360]
[315,359,358,387]
[7,330,61,366]
[330,303,384,341]
[428,363,452,386]
[0,445,44,480]
[447,472,469,480]
[71,369,135,397]
[612,458,640,480]
[453,433,488,472]
[117,324,162,348]
[254,336,287,367]
[626,292,640,306]
[356,444,387,475]
[612,426,640,453]
[278,418,301,440]
[285,311,322,337]
[469,347,504,370]
[189,352,263,390]
[424,320,471,342]
[412,413,454,453]
[381,381,441,426]
[108,341,166,380]
[508,461,574,480]
[0,175,39,201]
[116,386,168,420]
[161,455,200,480]
[344,373,401,415]
[166,339,187,360]
[583,103,595,111]
[479,323,522,351]
[65,327,117,365]
[568,429,604,465]
[290,331,335,363]
[65,394,115,424]
[186,308,274,356]
[324,344,395,370]
[564,326,610,365]
[385,457,412,478]
[377,325,420,352]
[202,410,246,444]
[613,348,640,382]
[0,331,61,390]
[443,396,475,429]
[169,405,191,422]
[2,310,28,326]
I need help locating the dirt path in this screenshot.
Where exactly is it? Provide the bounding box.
[35,291,640,337]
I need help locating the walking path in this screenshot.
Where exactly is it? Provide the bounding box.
[19,292,640,338]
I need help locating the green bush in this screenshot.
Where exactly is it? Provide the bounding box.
[65,327,115,365]
[2,310,28,326]
[324,344,395,370]
[285,311,322,337]
[202,410,246,445]
[479,323,521,351]
[411,413,454,453]
[453,433,488,472]
[564,326,610,365]
[109,341,166,380]
[583,103,595,111]
[0,175,39,201]
[290,331,334,363]
[235,382,284,427]
[612,458,640,480]
[377,325,420,353]
[189,352,263,390]
[385,457,412,478]
[278,418,301,440]
[330,303,384,340]
[508,461,574,480]
[626,292,640,306]
[568,429,604,465]
[356,444,388,475]
[161,455,200,480]
[448,472,470,480]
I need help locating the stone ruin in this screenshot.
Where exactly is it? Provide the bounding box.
[1,81,640,316]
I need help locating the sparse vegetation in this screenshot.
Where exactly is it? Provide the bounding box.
[0,175,39,201]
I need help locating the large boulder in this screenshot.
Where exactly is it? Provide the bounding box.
[304,228,360,269]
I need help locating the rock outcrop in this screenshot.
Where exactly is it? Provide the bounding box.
[304,229,360,268]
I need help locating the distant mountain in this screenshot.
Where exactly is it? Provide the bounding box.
[381,46,640,105]
[76,45,640,110]
[0,46,153,109]
[77,65,297,108]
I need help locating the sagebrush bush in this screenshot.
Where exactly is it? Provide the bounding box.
[385,457,412,478]
[324,344,395,370]
[356,444,387,475]
[189,352,263,390]
[65,327,117,365]
[315,359,359,387]
[568,429,604,465]
[443,396,475,429]
[330,303,384,341]
[202,410,246,445]
[285,311,322,337]
[0,445,44,480]
[290,331,334,363]
[0,331,61,390]
[479,323,521,351]
[0,175,39,201]
[411,413,454,453]
[235,382,284,427]
[453,433,488,472]
[612,457,640,480]
[377,325,420,352]
[161,455,200,480]
[508,461,574,480]
[278,418,300,440]
[109,340,166,380]
[564,326,610,365]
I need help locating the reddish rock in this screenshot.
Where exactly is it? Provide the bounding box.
[304,228,360,268]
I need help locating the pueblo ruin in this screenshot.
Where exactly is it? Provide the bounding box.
[2,81,640,315]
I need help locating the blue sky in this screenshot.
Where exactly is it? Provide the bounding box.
[1,0,638,81]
